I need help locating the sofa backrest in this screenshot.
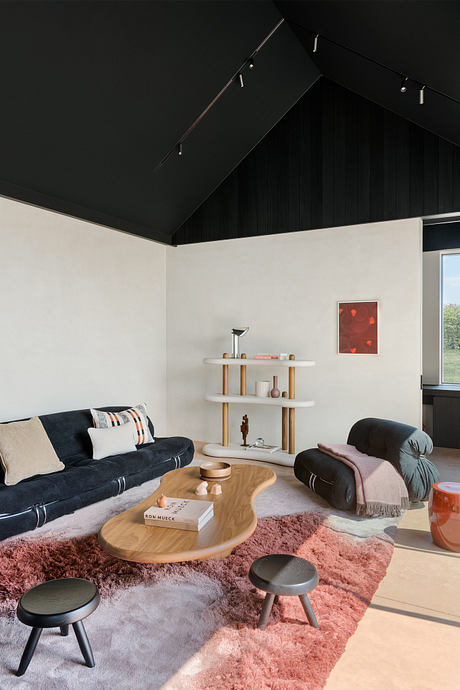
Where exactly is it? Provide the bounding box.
[1,406,155,467]
[347,417,433,469]
[347,417,438,501]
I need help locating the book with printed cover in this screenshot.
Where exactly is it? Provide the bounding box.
[144,497,214,531]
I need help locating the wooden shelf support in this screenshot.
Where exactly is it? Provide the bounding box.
[222,352,229,447]
[288,354,295,454]
[240,352,247,396]
[281,391,288,451]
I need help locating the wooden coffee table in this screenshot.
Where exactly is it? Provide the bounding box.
[98,464,276,563]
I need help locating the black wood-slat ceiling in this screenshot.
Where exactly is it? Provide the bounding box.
[0,1,459,245]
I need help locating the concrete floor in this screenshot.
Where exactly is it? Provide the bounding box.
[325,447,460,690]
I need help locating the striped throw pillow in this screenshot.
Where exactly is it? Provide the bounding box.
[91,403,154,446]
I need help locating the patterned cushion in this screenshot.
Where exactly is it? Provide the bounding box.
[91,403,154,445]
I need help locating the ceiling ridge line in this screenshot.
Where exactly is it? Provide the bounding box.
[289,21,460,108]
[153,17,285,173]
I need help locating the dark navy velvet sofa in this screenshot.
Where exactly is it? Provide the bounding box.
[0,406,194,541]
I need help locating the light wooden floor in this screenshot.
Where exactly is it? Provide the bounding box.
[325,447,460,690]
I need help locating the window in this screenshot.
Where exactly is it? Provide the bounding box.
[442,253,460,383]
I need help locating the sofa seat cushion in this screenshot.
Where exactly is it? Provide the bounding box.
[0,436,192,515]
[294,448,356,512]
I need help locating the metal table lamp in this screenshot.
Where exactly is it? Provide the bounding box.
[232,327,249,358]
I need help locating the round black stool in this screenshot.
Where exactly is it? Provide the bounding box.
[16,577,100,676]
[249,554,319,630]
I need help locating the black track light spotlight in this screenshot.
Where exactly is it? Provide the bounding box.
[400,77,408,94]
[239,73,244,88]
[178,142,183,156]
[313,34,319,53]
[419,85,426,105]
[248,57,255,70]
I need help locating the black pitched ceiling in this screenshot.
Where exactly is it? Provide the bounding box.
[0,1,319,244]
[1,1,459,245]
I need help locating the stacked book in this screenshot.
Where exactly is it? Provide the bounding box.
[144,497,214,531]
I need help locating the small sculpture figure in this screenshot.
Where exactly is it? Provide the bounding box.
[157,494,168,508]
[240,414,249,447]
[195,481,208,496]
[210,484,222,496]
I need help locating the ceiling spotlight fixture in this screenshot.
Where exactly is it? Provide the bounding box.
[313,34,319,53]
[419,85,426,104]
[239,73,244,88]
[248,57,255,69]
[400,77,408,93]
[178,143,183,156]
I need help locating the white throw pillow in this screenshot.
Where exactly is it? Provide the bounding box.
[88,423,137,460]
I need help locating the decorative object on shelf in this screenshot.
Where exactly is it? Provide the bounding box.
[231,327,249,358]
[195,481,208,496]
[253,353,288,360]
[210,484,222,496]
[248,438,280,453]
[200,461,232,481]
[156,494,168,508]
[240,415,249,446]
[255,380,271,397]
[270,375,280,398]
[338,300,379,354]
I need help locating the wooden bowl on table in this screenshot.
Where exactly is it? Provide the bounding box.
[200,461,232,482]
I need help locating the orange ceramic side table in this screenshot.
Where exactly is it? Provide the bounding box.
[428,482,460,552]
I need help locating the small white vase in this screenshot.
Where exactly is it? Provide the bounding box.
[255,380,271,397]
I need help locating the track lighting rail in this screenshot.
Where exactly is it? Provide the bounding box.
[154,17,285,171]
[292,23,460,108]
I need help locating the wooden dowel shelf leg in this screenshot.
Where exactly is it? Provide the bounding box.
[240,352,247,396]
[289,354,295,455]
[282,391,288,451]
[222,353,229,447]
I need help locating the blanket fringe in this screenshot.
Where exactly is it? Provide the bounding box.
[356,500,409,517]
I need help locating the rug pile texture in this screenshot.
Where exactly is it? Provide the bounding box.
[0,511,393,689]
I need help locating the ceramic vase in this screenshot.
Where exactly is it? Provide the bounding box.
[270,375,280,398]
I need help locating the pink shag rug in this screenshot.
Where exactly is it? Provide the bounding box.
[0,512,393,689]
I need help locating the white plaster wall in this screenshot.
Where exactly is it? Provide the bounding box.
[166,218,423,449]
[0,197,167,431]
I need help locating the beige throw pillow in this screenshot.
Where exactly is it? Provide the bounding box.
[0,416,64,486]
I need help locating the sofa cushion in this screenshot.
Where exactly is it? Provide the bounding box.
[88,423,137,460]
[91,403,154,445]
[0,435,192,515]
[347,417,439,500]
[0,417,65,486]
[294,448,356,512]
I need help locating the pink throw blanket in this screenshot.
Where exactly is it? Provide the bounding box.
[318,443,409,517]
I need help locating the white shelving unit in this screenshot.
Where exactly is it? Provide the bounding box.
[203,354,316,467]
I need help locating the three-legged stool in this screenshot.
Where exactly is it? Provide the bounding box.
[16,577,100,676]
[249,554,319,630]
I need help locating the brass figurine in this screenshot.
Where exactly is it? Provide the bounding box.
[240,414,249,446]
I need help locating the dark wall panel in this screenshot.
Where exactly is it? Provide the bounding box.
[174,79,460,245]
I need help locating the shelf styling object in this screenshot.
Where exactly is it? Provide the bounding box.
[195,481,208,496]
[270,376,280,398]
[203,354,316,466]
[256,380,271,397]
[200,461,232,481]
[157,495,168,508]
[231,327,249,358]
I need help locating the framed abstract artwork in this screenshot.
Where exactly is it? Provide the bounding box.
[338,300,379,354]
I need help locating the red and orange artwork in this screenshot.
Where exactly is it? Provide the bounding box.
[338,301,378,354]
